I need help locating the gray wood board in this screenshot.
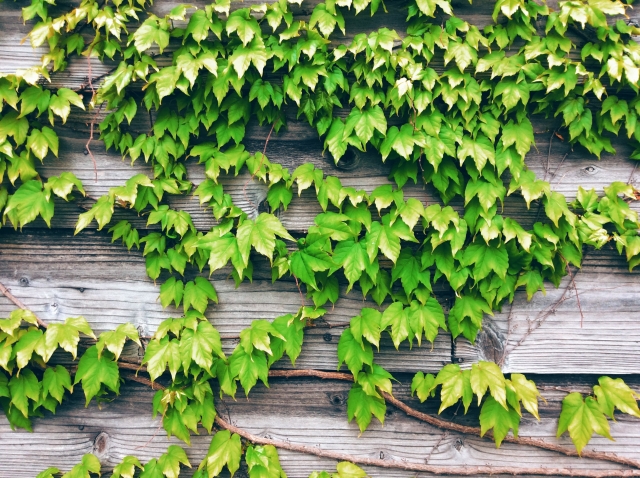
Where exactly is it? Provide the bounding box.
[455,246,640,375]
[1,377,640,477]
[0,229,452,372]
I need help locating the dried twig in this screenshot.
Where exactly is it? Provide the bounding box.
[0,280,47,328]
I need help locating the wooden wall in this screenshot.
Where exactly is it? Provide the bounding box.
[1,0,640,476]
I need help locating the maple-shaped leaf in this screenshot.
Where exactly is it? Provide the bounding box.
[416,0,453,16]
[289,241,334,291]
[501,119,534,159]
[157,445,190,478]
[61,454,101,478]
[391,248,430,299]
[143,335,181,381]
[160,277,185,309]
[434,364,473,413]
[357,364,394,398]
[593,376,640,419]
[470,361,507,408]
[179,320,224,373]
[8,368,40,417]
[457,134,495,171]
[338,329,374,376]
[509,373,542,419]
[345,105,387,147]
[366,216,417,264]
[380,124,419,160]
[226,9,261,45]
[35,468,60,478]
[245,445,286,478]
[240,319,285,356]
[349,308,382,349]
[448,295,493,342]
[380,302,411,349]
[332,239,368,290]
[183,277,218,314]
[462,242,509,282]
[229,346,269,395]
[411,371,437,402]
[557,392,613,454]
[42,365,72,404]
[347,382,386,433]
[4,180,54,228]
[408,298,446,345]
[479,397,520,447]
[74,346,120,406]
[200,430,242,477]
[269,314,305,366]
[237,213,294,265]
[112,456,143,478]
[229,37,267,77]
[37,316,96,362]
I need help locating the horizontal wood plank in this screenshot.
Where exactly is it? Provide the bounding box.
[0,229,452,372]
[1,377,640,477]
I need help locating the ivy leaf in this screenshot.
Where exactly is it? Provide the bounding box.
[112,456,143,478]
[37,316,96,362]
[501,120,534,159]
[200,430,242,477]
[61,454,101,478]
[230,37,268,77]
[380,302,411,349]
[270,314,304,366]
[180,320,224,373]
[593,376,640,419]
[509,373,542,419]
[347,382,386,433]
[434,364,473,413]
[226,10,260,46]
[338,329,374,376]
[229,347,269,395]
[470,361,507,408]
[479,397,520,447]
[416,0,453,16]
[237,213,294,265]
[143,336,181,381]
[557,392,613,454]
[448,295,493,342]
[183,277,218,314]
[411,371,436,402]
[158,445,190,478]
[240,319,284,356]
[349,308,382,349]
[245,445,286,478]
[357,363,394,398]
[332,239,367,289]
[160,277,185,309]
[462,242,509,282]
[74,346,120,406]
[345,105,387,147]
[289,243,334,291]
[42,365,72,403]
[9,369,40,417]
[457,134,494,171]
[408,298,446,345]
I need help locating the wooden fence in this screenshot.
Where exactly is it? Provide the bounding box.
[1,0,640,476]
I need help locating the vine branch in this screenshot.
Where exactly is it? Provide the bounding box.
[0,280,47,328]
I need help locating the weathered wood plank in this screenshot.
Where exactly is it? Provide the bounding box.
[0,229,452,372]
[1,377,639,477]
[455,246,640,374]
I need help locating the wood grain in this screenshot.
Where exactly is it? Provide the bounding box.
[0,229,452,372]
[455,246,640,374]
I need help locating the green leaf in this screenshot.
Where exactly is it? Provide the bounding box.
[61,454,101,478]
[479,396,520,447]
[509,373,542,419]
[557,392,613,454]
[112,456,143,478]
[470,361,507,408]
[201,430,242,477]
[347,382,386,432]
[74,346,120,406]
[349,308,382,349]
[434,364,473,413]
[9,368,40,417]
[448,295,493,342]
[160,277,185,309]
[338,328,374,376]
[143,336,181,381]
[179,320,224,373]
[229,347,269,395]
[408,298,446,345]
[457,134,495,171]
[357,363,393,398]
[183,277,218,314]
[411,371,436,402]
[332,240,368,290]
[42,365,72,403]
[593,377,640,419]
[158,445,190,478]
[237,213,294,265]
[462,242,509,282]
[240,319,284,356]
[270,314,305,366]
[345,105,387,147]
[289,244,334,291]
[380,302,411,349]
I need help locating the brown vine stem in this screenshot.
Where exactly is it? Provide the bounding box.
[267,370,640,470]
[214,415,640,477]
[0,280,48,329]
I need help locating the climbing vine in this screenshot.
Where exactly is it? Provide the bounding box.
[1,0,640,475]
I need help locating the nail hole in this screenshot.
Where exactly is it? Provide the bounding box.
[19,277,29,286]
[323,333,332,342]
[584,165,597,174]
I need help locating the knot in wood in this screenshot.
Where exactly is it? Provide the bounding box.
[323,332,332,342]
[19,277,29,287]
[328,393,345,406]
[453,438,464,451]
[334,148,361,171]
[92,431,110,459]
